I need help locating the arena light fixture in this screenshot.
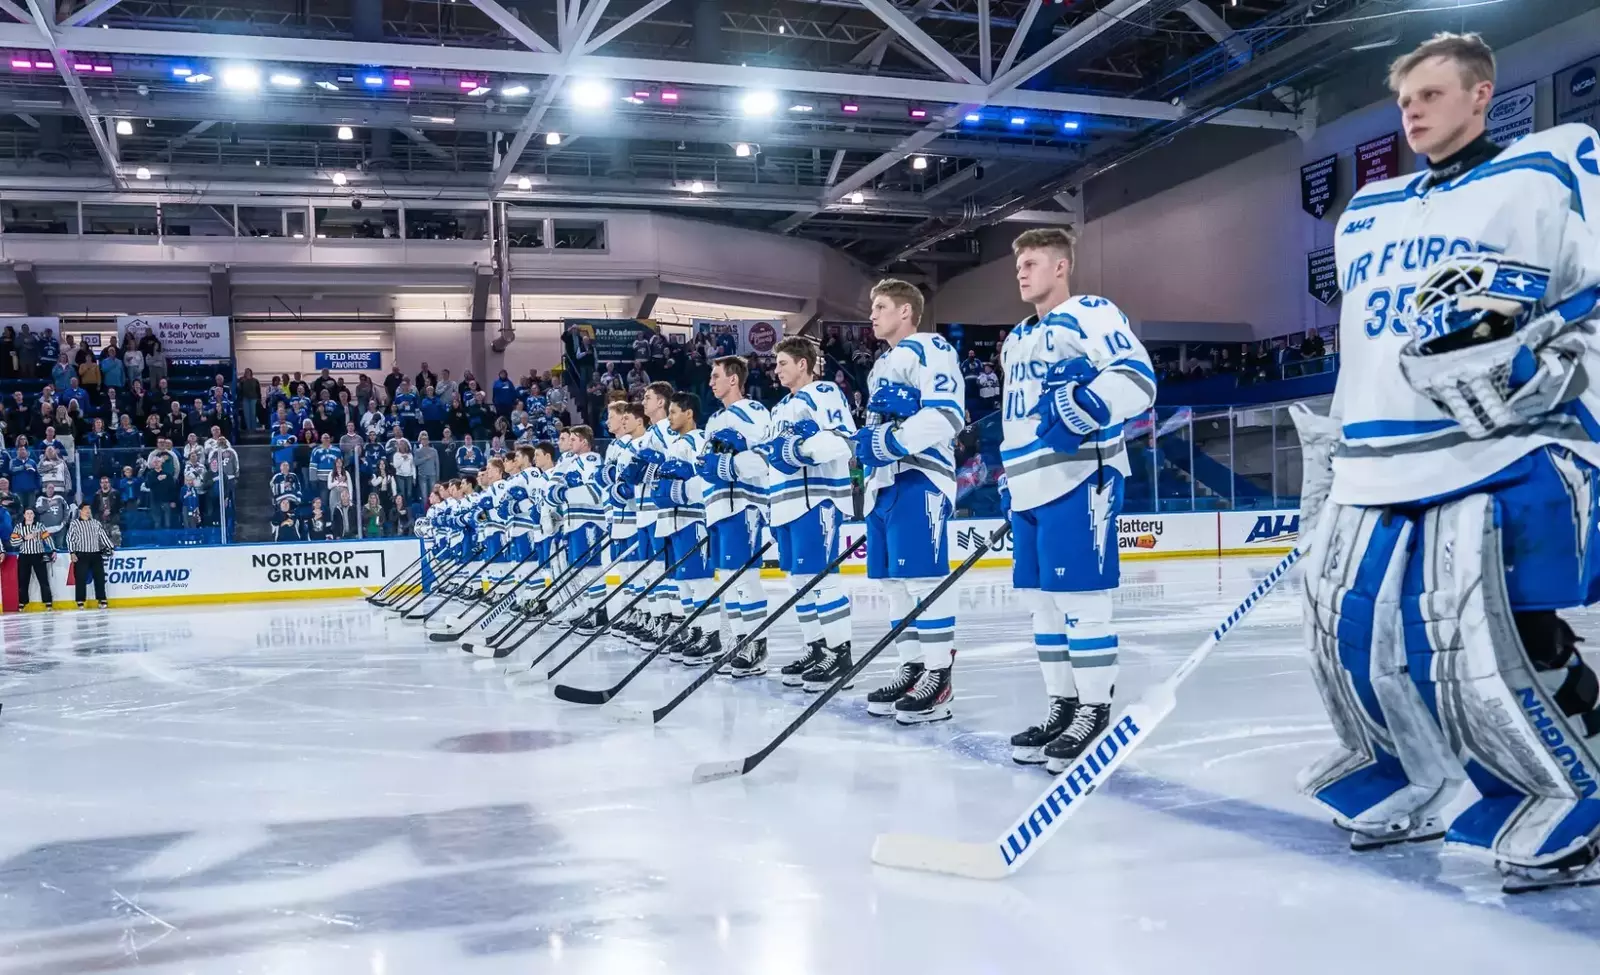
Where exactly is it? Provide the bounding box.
[363,74,385,87]
[115,119,133,135]
[570,79,612,109]
[689,180,705,194]
[1009,115,1027,126]
[733,142,751,158]
[392,77,412,88]
[185,73,212,84]
[908,107,928,119]
[502,83,529,97]
[134,166,151,180]
[545,132,561,146]
[337,125,354,140]
[848,190,864,204]
[331,171,348,186]
[516,176,532,190]
[270,73,302,88]
[316,80,340,91]
[963,112,982,123]
[171,66,192,77]
[740,90,778,116]
[659,89,679,103]
[1061,119,1079,131]
[788,103,814,113]
[467,86,491,97]
[911,155,927,170]
[221,65,261,90]
[841,101,860,114]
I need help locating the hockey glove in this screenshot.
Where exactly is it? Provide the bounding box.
[790,418,821,440]
[1033,358,1109,454]
[609,480,636,504]
[755,435,809,476]
[867,382,921,421]
[636,447,667,468]
[546,483,568,506]
[710,428,748,454]
[997,473,1012,518]
[621,456,648,484]
[659,457,695,480]
[562,470,585,488]
[851,425,907,470]
[697,452,736,483]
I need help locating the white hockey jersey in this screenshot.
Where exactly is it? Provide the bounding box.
[702,398,773,527]
[662,427,711,535]
[1330,124,1600,506]
[634,417,673,531]
[766,380,856,527]
[863,333,967,514]
[551,450,605,529]
[999,294,1157,511]
[604,435,639,542]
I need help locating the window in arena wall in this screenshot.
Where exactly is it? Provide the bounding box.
[2,200,78,235]
[83,203,159,237]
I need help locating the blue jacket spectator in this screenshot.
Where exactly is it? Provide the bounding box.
[38,330,58,371]
[393,387,419,425]
[492,372,517,414]
[114,418,143,448]
[361,435,385,474]
[310,437,341,483]
[10,448,38,496]
[455,438,484,477]
[52,359,75,391]
[116,469,140,505]
[420,392,446,426]
[101,352,125,390]
[271,425,299,467]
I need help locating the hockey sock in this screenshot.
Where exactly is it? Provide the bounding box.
[906,578,956,670]
[794,590,823,646]
[1058,590,1116,703]
[813,580,851,648]
[882,580,922,667]
[739,576,769,638]
[1028,590,1077,698]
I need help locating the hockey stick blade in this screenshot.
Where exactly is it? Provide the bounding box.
[691,758,747,784]
[869,547,1301,879]
[552,685,612,705]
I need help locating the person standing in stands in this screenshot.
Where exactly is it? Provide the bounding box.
[11,506,54,610]
[236,368,261,435]
[10,445,38,512]
[145,438,180,530]
[144,336,167,387]
[65,502,114,609]
[414,431,440,500]
[455,434,484,480]
[272,498,301,542]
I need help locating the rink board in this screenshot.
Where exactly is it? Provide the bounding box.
[0,510,1298,610]
[1,538,424,610]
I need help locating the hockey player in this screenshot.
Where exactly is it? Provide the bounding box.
[757,336,857,691]
[547,427,608,632]
[1001,227,1156,771]
[653,393,718,663]
[852,279,966,724]
[625,382,679,645]
[696,355,774,677]
[1294,32,1600,892]
[601,401,648,640]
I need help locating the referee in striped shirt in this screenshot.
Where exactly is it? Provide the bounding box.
[65,503,115,609]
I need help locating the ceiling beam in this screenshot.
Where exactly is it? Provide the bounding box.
[492,0,611,194]
[993,0,1039,81]
[849,0,942,68]
[583,0,673,54]
[855,0,981,85]
[466,0,556,53]
[977,0,992,82]
[62,0,126,27]
[0,25,1298,129]
[398,126,454,162]
[987,0,1156,96]
[166,119,216,152]
[23,0,122,184]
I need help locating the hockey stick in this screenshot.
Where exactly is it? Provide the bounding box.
[551,540,772,702]
[377,543,456,607]
[427,541,553,643]
[470,533,634,659]
[514,535,709,680]
[448,530,613,646]
[587,535,866,714]
[367,541,433,603]
[869,546,1304,880]
[691,526,1010,784]
[459,540,584,654]
[407,546,494,622]
[395,542,483,617]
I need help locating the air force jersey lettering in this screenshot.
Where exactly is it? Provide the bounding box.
[863,333,966,514]
[604,435,639,541]
[1331,124,1600,506]
[1000,294,1157,510]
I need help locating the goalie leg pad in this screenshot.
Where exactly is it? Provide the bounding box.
[1298,502,1464,836]
[1409,490,1600,868]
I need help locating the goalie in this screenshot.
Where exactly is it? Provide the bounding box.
[1294,31,1600,892]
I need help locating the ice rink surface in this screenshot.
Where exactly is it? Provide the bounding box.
[3,557,1600,974]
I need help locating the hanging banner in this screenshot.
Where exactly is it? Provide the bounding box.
[1307,246,1340,305]
[1354,132,1401,190]
[1556,55,1600,131]
[1487,81,1538,146]
[1299,154,1338,219]
[117,316,231,358]
[692,319,785,358]
[563,318,658,363]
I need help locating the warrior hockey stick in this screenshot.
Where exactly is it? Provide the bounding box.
[449,531,615,647]
[427,542,554,643]
[593,536,867,715]
[869,546,1304,880]
[377,546,455,608]
[532,536,713,681]
[692,526,1010,784]
[368,543,434,603]
[552,541,773,704]
[408,548,494,622]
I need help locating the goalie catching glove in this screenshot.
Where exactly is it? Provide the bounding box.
[1399,256,1597,440]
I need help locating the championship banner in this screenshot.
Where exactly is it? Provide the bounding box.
[1307,246,1340,305]
[1354,132,1400,190]
[564,318,658,363]
[1299,154,1338,219]
[1487,81,1537,146]
[692,319,784,357]
[1556,55,1600,131]
[117,315,231,358]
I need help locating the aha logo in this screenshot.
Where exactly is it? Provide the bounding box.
[747,321,779,354]
[1341,217,1375,236]
[1245,514,1300,544]
[1488,93,1533,122]
[1572,67,1597,99]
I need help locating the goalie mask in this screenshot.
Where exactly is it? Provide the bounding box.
[1412,256,1550,356]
